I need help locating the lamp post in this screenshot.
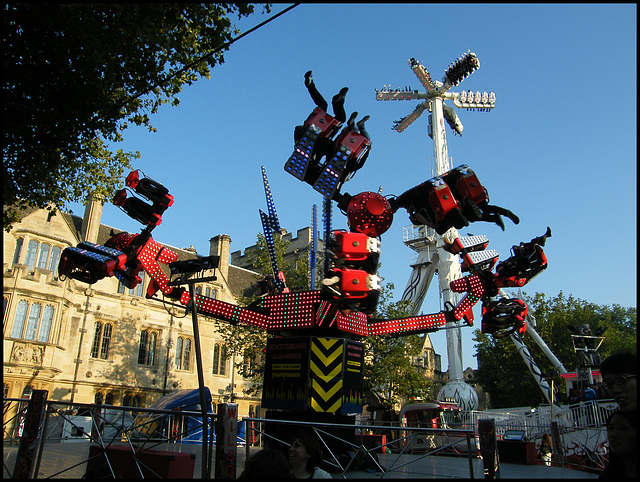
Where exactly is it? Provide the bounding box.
[377,52,494,411]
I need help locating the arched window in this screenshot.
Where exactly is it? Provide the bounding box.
[243,350,256,378]
[90,321,112,360]
[212,344,220,374]
[12,238,23,267]
[24,302,41,340]
[138,329,157,366]
[32,242,62,275]
[123,394,141,408]
[118,271,146,297]
[135,271,146,297]
[48,246,61,274]
[175,336,192,371]
[36,243,50,270]
[38,306,54,342]
[11,300,28,338]
[213,344,228,376]
[25,240,38,271]
[10,300,55,342]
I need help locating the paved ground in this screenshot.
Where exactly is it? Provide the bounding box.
[340,452,599,479]
[4,441,600,479]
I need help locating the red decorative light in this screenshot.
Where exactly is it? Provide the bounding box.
[346,192,394,237]
[369,312,448,336]
[261,291,321,330]
[335,311,369,336]
[450,273,486,320]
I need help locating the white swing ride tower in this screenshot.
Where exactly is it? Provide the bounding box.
[376,52,496,411]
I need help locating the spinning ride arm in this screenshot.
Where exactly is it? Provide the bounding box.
[59,72,550,344]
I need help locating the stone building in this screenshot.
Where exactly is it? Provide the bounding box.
[3,200,263,419]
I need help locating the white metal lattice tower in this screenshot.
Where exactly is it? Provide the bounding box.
[377,52,495,411]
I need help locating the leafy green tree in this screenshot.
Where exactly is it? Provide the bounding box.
[216,233,310,396]
[474,291,636,408]
[363,283,434,410]
[3,3,269,231]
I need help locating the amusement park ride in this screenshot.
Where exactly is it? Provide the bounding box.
[58,51,555,419]
[374,53,562,410]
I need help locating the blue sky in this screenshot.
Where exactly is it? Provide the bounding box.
[69,4,636,371]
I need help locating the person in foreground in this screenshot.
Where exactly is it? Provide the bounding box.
[600,351,636,412]
[599,409,636,479]
[239,449,292,479]
[288,430,332,479]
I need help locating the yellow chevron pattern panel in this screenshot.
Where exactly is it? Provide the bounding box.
[309,338,344,413]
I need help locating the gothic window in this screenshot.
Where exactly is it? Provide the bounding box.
[11,300,28,338]
[123,394,141,408]
[10,300,55,342]
[35,242,61,274]
[24,240,38,271]
[11,238,23,268]
[38,306,54,342]
[212,344,228,376]
[118,271,146,297]
[243,350,256,378]
[36,243,50,270]
[137,329,157,366]
[175,336,192,371]
[90,321,112,360]
[135,271,146,297]
[12,238,62,275]
[24,302,41,340]
[48,246,61,274]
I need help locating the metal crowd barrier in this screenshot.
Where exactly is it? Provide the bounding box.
[3,394,219,478]
[241,416,477,478]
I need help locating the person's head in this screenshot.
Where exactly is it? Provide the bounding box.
[600,351,637,412]
[288,429,324,474]
[240,449,291,479]
[606,410,636,458]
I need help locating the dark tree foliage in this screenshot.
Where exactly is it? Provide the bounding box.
[363,283,434,409]
[3,3,268,230]
[474,291,636,408]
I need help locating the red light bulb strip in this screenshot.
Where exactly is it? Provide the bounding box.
[261,291,321,330]
[194,295,270,329]
[137,237,177,296]
[335,311,369,336]
[450,273,486,320]
[369,312,448,336]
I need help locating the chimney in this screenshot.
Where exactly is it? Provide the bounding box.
[80,196,104,244]
[209,234,231,279]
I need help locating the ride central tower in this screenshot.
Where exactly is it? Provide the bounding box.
[377,52,496,411]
